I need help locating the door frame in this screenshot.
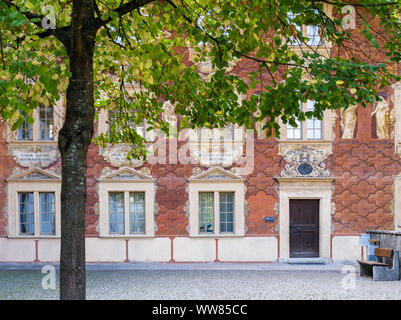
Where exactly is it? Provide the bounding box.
[289,199,320,258]
[276,177,334,260]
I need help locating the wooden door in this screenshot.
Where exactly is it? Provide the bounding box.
[289,199,319,258]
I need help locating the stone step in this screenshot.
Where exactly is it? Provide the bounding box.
[281,258,331,265]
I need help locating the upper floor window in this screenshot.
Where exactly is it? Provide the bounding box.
[18,113,33,141]
[39,106,54,140]
[287,12,321,46]
[286,100,322,140]
[17,106,54,141]
[197,127,235,141]
[108,110,146,139]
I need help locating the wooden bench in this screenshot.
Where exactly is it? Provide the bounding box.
[357,248,400,281]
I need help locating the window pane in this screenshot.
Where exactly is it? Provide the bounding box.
[306,101,322,140]
[109,110,145,138]
[39,106,54,140]
[40,193,55,235]
[18,112,33,140]
[287,121,302,140]
[287,12,302,45]
[306,25,320,46]
[219,192,234,233]
[129,192,145,234]
[220,127,234,140]
[109,192,124,234]
[19,193,34,235]
[199,192,214,233]
[198,128,213,140]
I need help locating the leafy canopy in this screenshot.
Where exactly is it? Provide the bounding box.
[0,0,400,158]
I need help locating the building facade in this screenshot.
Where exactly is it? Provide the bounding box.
[1,5,401,263]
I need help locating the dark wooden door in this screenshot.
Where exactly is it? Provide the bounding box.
[289,199,319,258]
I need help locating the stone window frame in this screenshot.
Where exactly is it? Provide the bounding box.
[188,167,245,237]
[97,168,156,238]
[6,168,61,238]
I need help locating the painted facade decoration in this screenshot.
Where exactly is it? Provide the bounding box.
[1,6,401,264]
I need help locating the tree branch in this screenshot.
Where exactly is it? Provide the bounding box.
[94,0,155,29]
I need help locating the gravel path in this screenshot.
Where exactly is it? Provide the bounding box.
[1,269,401,300]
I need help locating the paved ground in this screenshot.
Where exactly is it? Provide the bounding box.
[1,263,400,300]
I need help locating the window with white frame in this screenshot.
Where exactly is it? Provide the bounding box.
[188,168,244,237]
[286,100,323,140]
[98,168,155,237]
[39,106,54,140]
[18,192,56,235]
[287,12,322,46]
[18,106,54,141]
[108,191,145,234]
[198,191,235,234]
[7,168,61,238]
[108,110,146,138]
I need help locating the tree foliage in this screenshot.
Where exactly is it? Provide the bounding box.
[0,0,400,154]
[0,0,401,299]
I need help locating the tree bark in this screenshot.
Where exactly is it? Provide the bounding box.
[58,1,96,300]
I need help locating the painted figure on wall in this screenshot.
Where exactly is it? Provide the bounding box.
[372,99,390,139]
[340,104,357,139]
[389,108,396,140]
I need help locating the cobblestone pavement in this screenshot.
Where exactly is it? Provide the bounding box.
[1,267,401,300]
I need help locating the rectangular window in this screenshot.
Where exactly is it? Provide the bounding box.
[199,192,214,233]
[199,128,213,140]
[306,100,322,140]
[109,111,145,138]
[39,106,54,140]
[287,121,302,140]
[19,192,34,235]
[109,192,125,234]
[219,192,234,233]
[220,127,234,141]
[18,113,33,140]
[129,192,145,234]
[306,25,320,46]
[287,12,302,46]
[40,192,55,235]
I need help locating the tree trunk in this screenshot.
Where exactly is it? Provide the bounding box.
[58,1,96,300]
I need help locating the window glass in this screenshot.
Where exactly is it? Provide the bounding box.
[18,113,33,140]
[306,100,322,140]
[199,192,214,233]
[129,192,145,234]
[39,106,54,140]
[109,192,125,234]
[219,192,234,233]
[19,192,34,235]
[306,25,320,46]
[40,192,55,235]
[109,110,145,138]
[287,121,302,140]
